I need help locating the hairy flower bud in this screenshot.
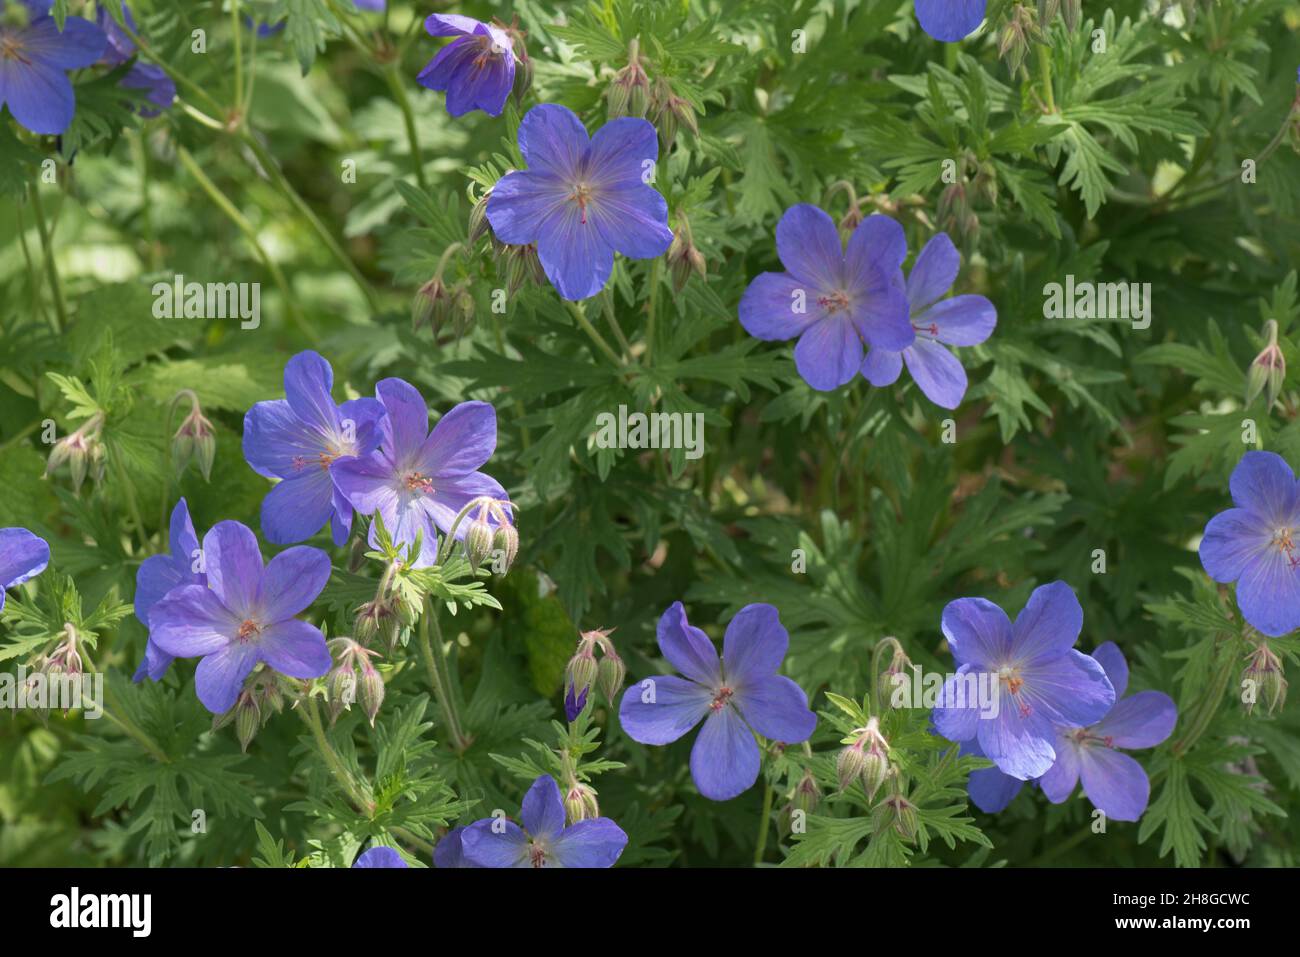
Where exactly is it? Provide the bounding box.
[468,190,492,246]
[791,769,822,817]
[566,645,599,699]
[464,517,495,570]
[1243,642,1287,716]
[413,276,450,334]
[597,649,626,703]
[172,398,217,481]
[46,413,105,494]
[563,781,600,823]
[667,219,707,294]
[234,690,261,752]
[360,657,385,727]
[607,40,651,119]
[876,638,913,711]
[1246,320,1286,409]
[1061,0,1081,31]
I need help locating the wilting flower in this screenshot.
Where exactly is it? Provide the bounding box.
[738,205,912,391]
[243,351,386,546]
[1199,451,1300,637]
[915,0,987,42]
[353,846,407,868]
[862,233,997,409]
[486,103,673,301]
[331,378,511,568]
[95,3,175,116]
[0,0,105,135]
[619,602,817,801]
[149,521,332,713]
[0,526,50,612]
[1039,642,1177,821]
[931,581,1115,780]
[417,14,515,118]
[460,775,627,868]
[133,498,205,682]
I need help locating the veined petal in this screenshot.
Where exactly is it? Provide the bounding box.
[535,200,616,301]
[915,0,987,42]
[734,675,816,743]
[485,169,568,246]
[1020,649,1115,728]
[1039,734,1081,803]
[419,401,497,478]
[516,103,589,179]
[903,338,967,409]
[739,272,822,342]
[353,847,407,868]
[149,584,237,658]
[775,204,843,290]
[931,663,982,742]
[845,214,908,281]
[656,601,720,686]
[519,776,566,841]
[331,452,400,519]
[587,115,660,188]
[243,398,325,480]
[861,346,904,387]
[1236,545,1300,637]
[0,56,75,135]
[977,696,1056,780]
[689,705,760,801]
[1079,747,1150,821]
[1199,507,1270,584]
[260,471,335,545]
[21,15,106,69]
[1011,580,1084,666]
[424,13,482,37]
[0,526,50,591]
[1090,641,1129,699]
[849,276,913,352]
[589,186,673,259]
[721,603,788,685]
[793,316,862,391]
[418,471,510,542]
[906,233,959,312]
[193,641,260,714]
[923,295,997,346]
[282,351,338,438]
[134,553,191,627]
[618,674,710,744]
[1229,451,1299,522]
[941,596,1013,669]
[258,619,330,680]
[1092,691,1177,749]
[433,826,470,868]
[260,545,331,620]
[375,378,430,463]
[460,819,529,868]
[202,521,264,617]
[549,819,628,868]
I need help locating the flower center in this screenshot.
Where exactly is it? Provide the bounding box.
[528,842,546,868]
[0,33,25,61]
[471,34,503,69]
[996,666,1031,718]
[710,686,734,712]
[1273,527,1298,566]
[1070,727,1114,749]
[237,620,262,643]
[569,183,593,225]
[817,290,852,314]
[912,321,939,338]
[404,471,435,494]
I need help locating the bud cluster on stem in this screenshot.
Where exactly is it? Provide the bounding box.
[563,627,625,718]
[45,412,106,494]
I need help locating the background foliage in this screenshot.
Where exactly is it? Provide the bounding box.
[2,0,1300,868]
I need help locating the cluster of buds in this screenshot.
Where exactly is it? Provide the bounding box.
[937,178,979,246]
[213,668,287,752]
[563,628,625,720]
[1245,319,1287,409]
[1242,640,1287,717]
[459,496,518,574]
[496,241,547,298]
[875,783,919,843]
[997,3,1044,78]
[354,560,419,653]
[23,624,85,723]
[666,214,706,294]
[606,38,651,119]
[650,76,699,151]
[413,269,475,342]
[44,412,106,494]
[563,778,601,823]
[836,716,892,800]
[1037,0,1081,31]
[170,390,216,480]
[326,637,386,726]
[874,637,913,711]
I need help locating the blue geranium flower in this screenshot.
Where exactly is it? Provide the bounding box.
[0,0,106,135]
[0,526,49,612]
[417,13,515,118]
[133,498,205,683]
[1199,450,1300,637]
[353,846,407,868]
[915,0,986,42]
[460,775,627,868]
[96,3,175,116]
[486,103,673,301]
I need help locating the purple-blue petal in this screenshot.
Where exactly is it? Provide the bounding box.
[689,704,760,801]
[655,602,720,685]
[1011,580,1084,666]
[735,674,816,743]
[1090,641,1129,699]
[902,338,967,408]
[793,316,863,391]
[618,674,710,744]
[353,846,407,868]
[721,603,788,685]
[519,775,566,840]
[1092,691,1177,749]
[940,596,1013,669]
[1079,747,1150,821]
[549,818,628,868]
[914,0,986,42]
[459,819,529,868]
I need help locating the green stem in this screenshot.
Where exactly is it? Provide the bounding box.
[28,184,67,333]
[1172,631,1244,757]
[753,773,774,866]
[110,450,148,551]
[645,258,662,364]
[175,146,314,341]
[300,698,376,815]
[601,290,633,358]
[230,0,244,108]
[80,649,170,763]
[385,66,428,190]
[13,205,49,328]
[565,301,625,367]
[418,596,470,753]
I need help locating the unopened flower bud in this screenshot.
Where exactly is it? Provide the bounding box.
[173,399,217,481]
[881,792,918,842]
[1061,0,1081,30]
[1037,0,1061,25]
[790,769,821,816]
[836,738,867,792]
[607,39,650,118]
[1246,320,1286,408]
[597,650,626,703]
[234,690,261,752]
[564,682,589,722]
[464,518,495,570]
[360,658,385,726]
[876,638,913,711]
[667,219,706,294]
[1243,642,1287,716]
[563,781,600,823]
[566,646,599,699]
[413,276,450,334]
[467,190,492,246]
